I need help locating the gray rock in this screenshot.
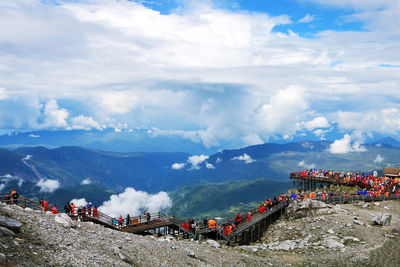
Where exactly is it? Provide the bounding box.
[371,213,391,226]
[0,215,22,233]
[206,239,221,248]
[0,253,5,261]
[186,249,195,258]
[327,229,335,234]
[54,213,75,228]
[343,236,360,242]
[362,203,370,208]
[353,219,365,226]
[323,239,345,249]
[0,226,15,236]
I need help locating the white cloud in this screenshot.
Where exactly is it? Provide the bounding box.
[215,157,222,164]
[0,184,5,191]
[329,134,366,154]
[231,153,256,164]
[301,116,331,131]
[205,162,215,169]
[374,154,384,163]
[42,99,68,128]
[35,178,60,193]
[256,86,309,140]
[99,187,172,217]
[187,154,209,170]
[69,115,102,131]
[70,198,88,208]
[28,134,40,138]
[171,162,185,170]
[298,160,316,169]
[22,154,32,160]
[81,178,91,185]
[0,174,24,188]
[298,14,314,23]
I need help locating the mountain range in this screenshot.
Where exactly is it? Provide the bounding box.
[1,138,400,218]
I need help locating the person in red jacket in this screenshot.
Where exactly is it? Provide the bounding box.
[93,206,98,218]
[51,205,57,214]
[247,212,251,222]
[236,213,242,224]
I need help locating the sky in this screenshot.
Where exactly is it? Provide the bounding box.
[1,0,400,151]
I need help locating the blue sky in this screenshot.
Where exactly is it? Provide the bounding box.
[0,0,400,153]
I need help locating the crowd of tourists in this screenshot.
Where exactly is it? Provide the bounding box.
[295,169,400,198]
[216,193,288,236]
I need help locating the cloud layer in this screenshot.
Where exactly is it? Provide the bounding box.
[0,0,399,148]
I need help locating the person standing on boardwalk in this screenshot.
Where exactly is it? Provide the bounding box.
[146,210,151,223]
[247,212,251,222]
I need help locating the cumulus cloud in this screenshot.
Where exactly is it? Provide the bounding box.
[171,162,185,170]
[81,178,91,185]
[98,187,172,217]
[205,162,215,169]
[231,153,256,164]
[35,178,60,193]
[301,117,331,131]
[329,134,366,154]
[70,198,88,207]
[187,154,209,170]
[69,115,102,131]
[42,99,68,128]
[28,134,40,138]
[256,86,309,140]
[374,154,384,163]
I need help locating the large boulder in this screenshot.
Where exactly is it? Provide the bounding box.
[54,213,75,228]
[371,213,391,226]
[0,215,22,233]
[285,199,328,219]
[323,238,344,249]
[206,239,221,248]
[0,226,16,236]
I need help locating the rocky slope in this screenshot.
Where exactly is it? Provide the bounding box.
[1,199,400,266]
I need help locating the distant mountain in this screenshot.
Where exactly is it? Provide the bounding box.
[375,137,400,148]
[1,140,399,197]
[0,129,223,154]
[166,178,290,220]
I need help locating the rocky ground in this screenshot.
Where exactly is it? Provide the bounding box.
[237,199,400,266]
[0,199,399,266]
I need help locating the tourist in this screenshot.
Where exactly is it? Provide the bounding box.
[51,205,57,214]
[93,206,98,218]
[236,213,241,225]
[247,212,251,222]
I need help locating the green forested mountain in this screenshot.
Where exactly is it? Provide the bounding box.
[166,178,289,220]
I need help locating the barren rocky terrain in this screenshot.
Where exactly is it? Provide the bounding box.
[0,198,399,266]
